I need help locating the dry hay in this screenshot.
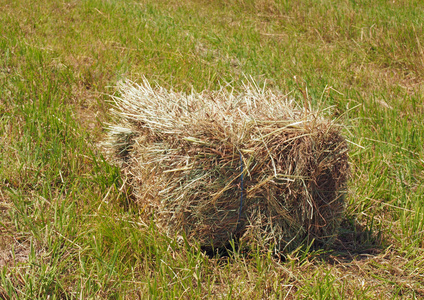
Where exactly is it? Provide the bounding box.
[106,77,349,253]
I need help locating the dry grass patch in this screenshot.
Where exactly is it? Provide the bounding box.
[0,190,30,269]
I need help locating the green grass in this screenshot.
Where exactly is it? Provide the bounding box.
[1,0,423,298]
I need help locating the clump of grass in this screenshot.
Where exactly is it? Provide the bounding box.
[107,77,349,252]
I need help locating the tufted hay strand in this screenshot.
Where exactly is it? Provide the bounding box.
[106,77,350,253]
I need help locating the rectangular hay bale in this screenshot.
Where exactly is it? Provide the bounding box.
[106,77,349,253]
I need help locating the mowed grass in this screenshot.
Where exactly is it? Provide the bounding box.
[1,0,423,298]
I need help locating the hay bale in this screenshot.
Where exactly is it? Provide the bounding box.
[107,77,349,252]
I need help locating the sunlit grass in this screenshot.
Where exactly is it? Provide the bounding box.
[1,0,423,298]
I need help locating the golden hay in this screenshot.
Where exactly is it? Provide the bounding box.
[107,77,349,253]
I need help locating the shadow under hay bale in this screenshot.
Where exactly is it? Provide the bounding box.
[106,77,349,253]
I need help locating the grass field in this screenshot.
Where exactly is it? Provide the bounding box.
[1,0,424,298]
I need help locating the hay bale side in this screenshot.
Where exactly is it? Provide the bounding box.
[107,77,349,252]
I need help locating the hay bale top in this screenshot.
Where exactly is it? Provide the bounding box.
[107,77,349,253]
[109,78,323,144]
